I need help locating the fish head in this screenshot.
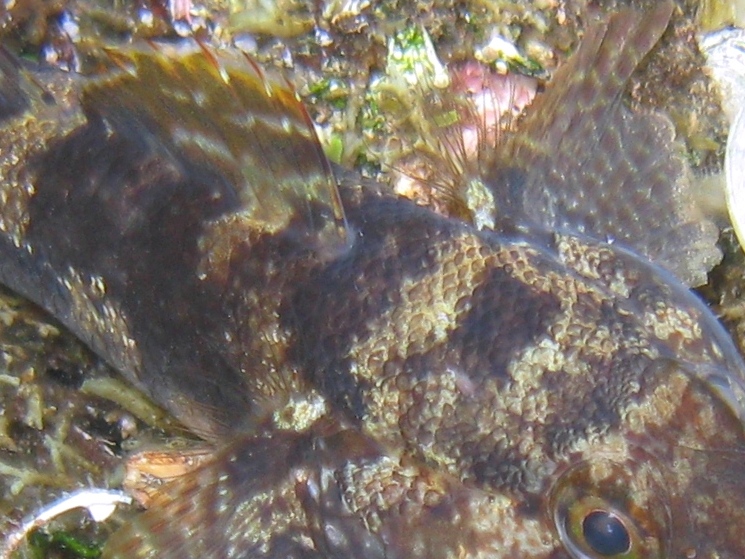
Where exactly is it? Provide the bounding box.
[168,319,742,559]
[321,221,745,559]
[544,360,745,559]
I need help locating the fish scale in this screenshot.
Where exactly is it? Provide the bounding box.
[2,1,745,558]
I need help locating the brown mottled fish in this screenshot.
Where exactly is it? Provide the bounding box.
[1,2,745,558]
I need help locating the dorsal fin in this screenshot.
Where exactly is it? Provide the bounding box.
[487,1,720,286]
[84,43,350,255]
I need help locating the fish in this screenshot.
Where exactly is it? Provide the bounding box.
[1,1,745,558]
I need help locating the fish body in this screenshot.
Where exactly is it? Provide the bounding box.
[2,2,745,558]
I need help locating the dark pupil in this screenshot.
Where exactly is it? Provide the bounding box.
[582,510,631,556]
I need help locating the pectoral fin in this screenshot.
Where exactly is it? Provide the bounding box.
[489,1,720,286]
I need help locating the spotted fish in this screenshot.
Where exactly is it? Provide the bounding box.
[1,2,745,558]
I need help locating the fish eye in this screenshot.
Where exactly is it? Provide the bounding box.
[549,459,668,559]
[581,510,630,556]
[558,497,637,559]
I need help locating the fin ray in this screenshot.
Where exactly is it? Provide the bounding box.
[86,43,350,254]
[489,1,720,286]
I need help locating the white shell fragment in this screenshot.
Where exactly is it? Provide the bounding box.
[726,106,745,249]
[701,26,745,249]
[700,27,745,122]
[0,488,133,559]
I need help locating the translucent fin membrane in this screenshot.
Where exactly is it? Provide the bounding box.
[487,1,720,286]
[88,43,350,255]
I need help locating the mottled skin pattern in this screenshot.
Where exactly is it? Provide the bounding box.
[1,2,745,558]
